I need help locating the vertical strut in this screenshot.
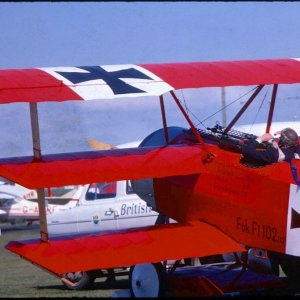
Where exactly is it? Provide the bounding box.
[30,103,42,160]
[29,103,48,242]
[221,87,227,127]
[159,95,169,144]
[266,84,278,133]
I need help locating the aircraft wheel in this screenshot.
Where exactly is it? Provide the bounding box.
[279,254,300,279]
[61,271,95,290]
[269,252,300,278]
[129,263,166,297]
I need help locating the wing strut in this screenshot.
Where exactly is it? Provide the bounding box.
[224,85,265,133]
[266,84,278,133]
[159,95,169,144]
[29,103,48,242]
[170,91,204,145]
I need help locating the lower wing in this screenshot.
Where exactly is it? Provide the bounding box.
[6,221,245,275]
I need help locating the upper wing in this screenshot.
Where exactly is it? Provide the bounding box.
[1,58,300,103]
[6,221,245,275]
[0,144,206,189]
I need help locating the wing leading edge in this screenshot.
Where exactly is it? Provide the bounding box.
[1,59,300,103]
[5,221,245,275]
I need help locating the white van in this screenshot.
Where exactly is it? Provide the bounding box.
[47,180,158,237]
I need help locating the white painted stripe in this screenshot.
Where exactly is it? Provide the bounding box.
[39,64,174,100]
[286,184,300,255]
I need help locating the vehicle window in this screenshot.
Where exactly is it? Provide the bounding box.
[1,198,15,206]
[85,182,116,200]
[126,180,135,195]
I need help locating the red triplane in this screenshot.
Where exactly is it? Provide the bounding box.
[2,58,300,296]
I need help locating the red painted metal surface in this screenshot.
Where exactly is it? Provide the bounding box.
[154,143,297,254]
[5,221,244,275]
[141,59,300,89]
[0,68,81,103]
[0,144,206,189]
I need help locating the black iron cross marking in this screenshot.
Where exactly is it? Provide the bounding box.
[291,208,300,229]
[56,66,153,95]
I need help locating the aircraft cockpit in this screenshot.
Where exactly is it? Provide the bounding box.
[185,124,272,168]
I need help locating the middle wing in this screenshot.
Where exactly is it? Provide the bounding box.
[0,144,206,189]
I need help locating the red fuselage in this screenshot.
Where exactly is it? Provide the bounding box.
[154,140,298,255]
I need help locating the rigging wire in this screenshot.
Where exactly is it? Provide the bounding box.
[179,90,189,116]
[178,89,205,128]
[178,86,259,130]
[244,85,270,134]
[177,88,300,132]
[199,86,258,127]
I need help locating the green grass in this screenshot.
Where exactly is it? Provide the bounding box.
[0,223,129,298]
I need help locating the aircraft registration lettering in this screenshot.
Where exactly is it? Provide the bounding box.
[236,217,285,244]
[46,206,55,214]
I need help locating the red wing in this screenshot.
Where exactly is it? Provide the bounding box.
[1,59,300,103]
[0,144,206,189]
[5,221,245,275]
[141,59,300,89]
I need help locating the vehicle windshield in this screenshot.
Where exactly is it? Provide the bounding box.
[85,182,116,200]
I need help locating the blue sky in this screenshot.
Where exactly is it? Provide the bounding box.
[1,1,300,68]
[1,1,300,157]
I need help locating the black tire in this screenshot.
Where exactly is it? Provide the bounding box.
[129,263,166,297]
[61,271,96,290]
[269,251,300,279]
[280,254,300,279]
[200,254,224,264]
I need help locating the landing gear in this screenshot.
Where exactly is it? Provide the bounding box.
[269,251,300,279]
[129,263,166,297]
[61,271,96,290]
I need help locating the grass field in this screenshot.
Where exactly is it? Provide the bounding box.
[0,223,129,298]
